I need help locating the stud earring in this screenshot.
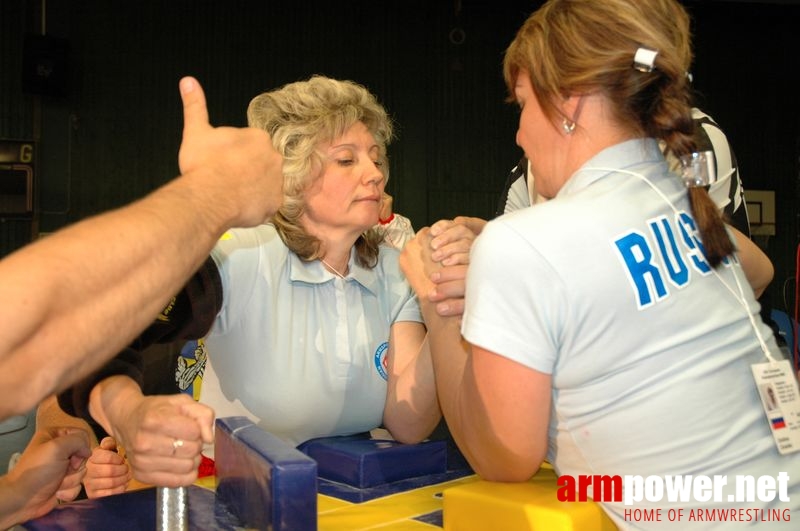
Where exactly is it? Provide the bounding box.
[562,119,576,135]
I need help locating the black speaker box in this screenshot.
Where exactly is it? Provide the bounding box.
[22,34,70,97]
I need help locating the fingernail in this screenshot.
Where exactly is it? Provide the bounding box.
[437,303,450,314]
[431,272,441,281]
[180,77,196,94]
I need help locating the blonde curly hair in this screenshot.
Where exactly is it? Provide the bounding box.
[247,75,394,267]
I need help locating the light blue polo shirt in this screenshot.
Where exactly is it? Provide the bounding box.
[200,224,421,446]
[463,139,797,527]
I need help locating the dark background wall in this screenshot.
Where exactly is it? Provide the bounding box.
[1,0,798,313]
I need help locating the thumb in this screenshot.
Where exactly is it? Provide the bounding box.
[180,76,211,140]
[180,401,216,444]
[454,215,487,236]
[99,436,118,451]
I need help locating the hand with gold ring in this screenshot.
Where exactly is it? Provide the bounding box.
[86,375,215,489]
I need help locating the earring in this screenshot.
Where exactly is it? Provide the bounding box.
[561,96,585,135]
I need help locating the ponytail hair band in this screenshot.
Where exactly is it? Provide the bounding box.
[633,47,659,73]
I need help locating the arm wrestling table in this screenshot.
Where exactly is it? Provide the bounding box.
[20,417,614,531]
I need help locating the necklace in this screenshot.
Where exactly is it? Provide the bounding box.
[320,258,348,279]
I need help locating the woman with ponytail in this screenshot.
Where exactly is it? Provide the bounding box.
[401,0,798,528]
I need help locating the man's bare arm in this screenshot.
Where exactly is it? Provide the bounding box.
[0,77,283,418]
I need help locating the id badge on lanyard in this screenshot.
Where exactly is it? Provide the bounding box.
[751,359,800,455]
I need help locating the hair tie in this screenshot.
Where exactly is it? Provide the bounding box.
[633,47,659,73]
[679,151,716,188]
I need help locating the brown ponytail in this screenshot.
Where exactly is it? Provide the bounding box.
[687,187,735,267]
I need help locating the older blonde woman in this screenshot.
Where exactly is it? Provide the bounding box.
[59,76,443,496]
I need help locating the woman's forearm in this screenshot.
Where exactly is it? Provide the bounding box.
[383,332,442,443]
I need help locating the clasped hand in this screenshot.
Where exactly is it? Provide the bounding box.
[401,216,485,317]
